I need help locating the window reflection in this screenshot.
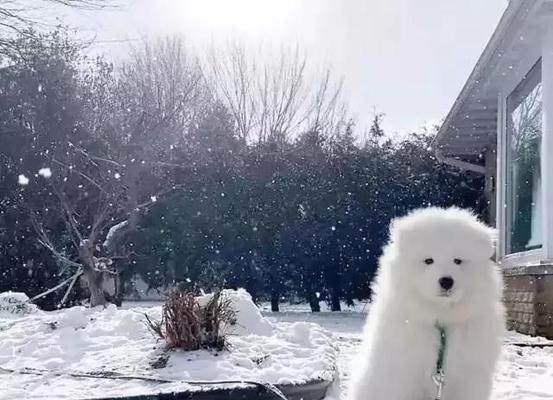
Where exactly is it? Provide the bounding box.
[506,61,542,254]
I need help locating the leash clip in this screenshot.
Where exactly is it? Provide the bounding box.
[432,371,444,400]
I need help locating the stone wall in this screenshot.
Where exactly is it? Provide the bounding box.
[503,265,553,339]
[503,273,537,335]
[535,271,553,338]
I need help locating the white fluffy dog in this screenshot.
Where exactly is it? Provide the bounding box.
[348,207,505,400]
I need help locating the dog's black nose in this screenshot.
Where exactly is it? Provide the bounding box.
[439,276,454,290]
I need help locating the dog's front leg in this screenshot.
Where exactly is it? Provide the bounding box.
[441,320,502,400]
[348,321,436,400]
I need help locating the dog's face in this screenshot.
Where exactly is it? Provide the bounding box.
[389,208,495,306]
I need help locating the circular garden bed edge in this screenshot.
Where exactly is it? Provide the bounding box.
[84,378,333,400]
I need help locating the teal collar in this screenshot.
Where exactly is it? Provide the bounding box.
[436,324,447,373]
[433,324,447,400]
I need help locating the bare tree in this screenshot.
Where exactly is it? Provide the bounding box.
[207,43,257,141]
[29,36,208,305]
[0,0,117,55]
[207,42,350,144]
[0,0,115,31]
[30,152,127,307]
[256,47,308,142]
[306,68,349,140]
[113,36,206,229]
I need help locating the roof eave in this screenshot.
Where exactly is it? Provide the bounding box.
[434,0,530,157]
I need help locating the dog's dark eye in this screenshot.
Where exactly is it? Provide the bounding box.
[424,258,434,265]
[454,258,462,265]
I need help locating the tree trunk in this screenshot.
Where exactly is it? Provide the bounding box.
[309,294,320,312]
[83,268,106,307]
[331,292,341,312]
[111,273,123,307]
[79,239,106,307]
[270,291,279,312]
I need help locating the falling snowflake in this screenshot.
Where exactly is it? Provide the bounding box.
[114,173,121,180]
[331,226,336,231]
[38,168,52,178]
[150,196,157,202]
[18,175,29,186]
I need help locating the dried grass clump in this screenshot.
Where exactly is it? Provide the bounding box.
[145,290,235,351]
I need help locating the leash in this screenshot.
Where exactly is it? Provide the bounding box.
[432,324,447,400]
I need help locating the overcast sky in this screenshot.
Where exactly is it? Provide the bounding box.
[57,0,507,136]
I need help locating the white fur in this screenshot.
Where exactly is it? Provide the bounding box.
[348,207,505,400]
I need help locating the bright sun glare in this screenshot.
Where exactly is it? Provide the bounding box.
[183,0,298,32]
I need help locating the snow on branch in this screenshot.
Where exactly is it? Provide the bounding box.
[102,220,128,250]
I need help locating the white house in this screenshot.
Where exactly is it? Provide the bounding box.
[435,0,553,338]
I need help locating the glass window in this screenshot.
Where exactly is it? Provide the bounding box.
[506,60,543,254]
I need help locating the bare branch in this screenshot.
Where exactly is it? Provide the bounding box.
[52,158,108,195]
[58,267,83,306]
[206,42,350,143]
[29,268,82,302]
[30,214,82,268]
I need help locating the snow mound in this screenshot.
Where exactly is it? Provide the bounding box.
[197,288,273,336]
[0,291,39,318]
[0,290,336,399]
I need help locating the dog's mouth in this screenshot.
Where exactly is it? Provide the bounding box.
[435,288,463,303]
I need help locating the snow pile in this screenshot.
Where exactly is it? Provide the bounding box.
[0,290,336,399]
[197,288,273,336]
[0,292,40,318]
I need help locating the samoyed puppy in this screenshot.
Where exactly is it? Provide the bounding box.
[348,207,504,400]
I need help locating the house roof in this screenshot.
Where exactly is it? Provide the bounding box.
[434,0,546,169]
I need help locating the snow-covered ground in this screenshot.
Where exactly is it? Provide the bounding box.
[2,293,552,400]
[0,291,335,399]
[264,310,553,400]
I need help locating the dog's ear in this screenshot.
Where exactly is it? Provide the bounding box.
[388,217,399,241]
[389,216,411,244]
